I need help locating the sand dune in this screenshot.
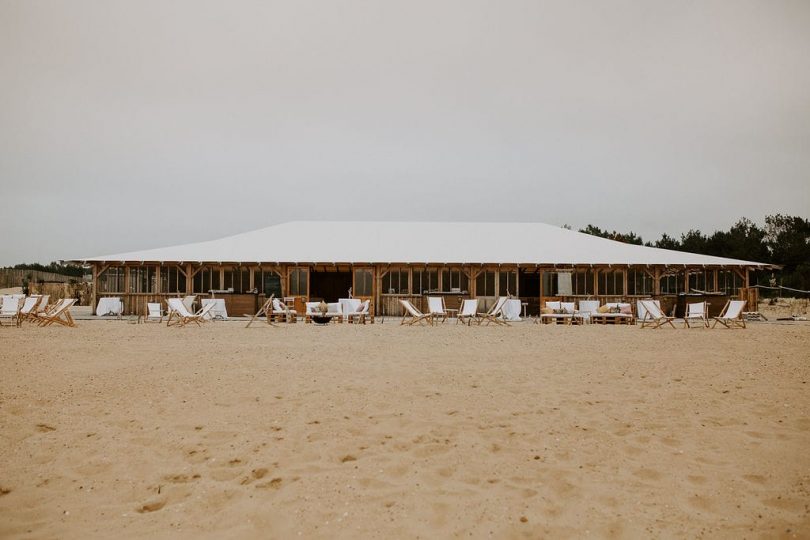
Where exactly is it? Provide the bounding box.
[1,321,808,538]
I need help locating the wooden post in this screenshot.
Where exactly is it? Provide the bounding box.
[91,263,98,315]
[653,267,661,296]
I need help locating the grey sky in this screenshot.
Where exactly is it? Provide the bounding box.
[1,0,808,265]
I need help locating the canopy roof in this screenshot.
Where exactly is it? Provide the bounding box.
[76,221,770,268]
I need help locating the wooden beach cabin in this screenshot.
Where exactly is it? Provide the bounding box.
[71,222,773,319]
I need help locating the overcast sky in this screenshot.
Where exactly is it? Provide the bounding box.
[1,0,808,265]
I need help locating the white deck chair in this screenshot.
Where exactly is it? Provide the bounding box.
[182,295,197,313]
[167,298,214,327]
[399,299,433,326]
[19,296,41,323]
[304,301,321,323]
[638,300,676,329]
[37,298,77,327]
[144,302,163,323]
[0,296,22,327]
[713,300,747,329]
[478,296,509,326]
[326,302,343,321]
[427,296,448,324]
[35,294,51,315]
[347,299,370,324]
[456,298,479,326]
[683,301,709,328]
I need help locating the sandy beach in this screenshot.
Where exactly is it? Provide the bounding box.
[1,320,808,539]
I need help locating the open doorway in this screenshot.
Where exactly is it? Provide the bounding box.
[519,269,540,316]
[309,270,352,302]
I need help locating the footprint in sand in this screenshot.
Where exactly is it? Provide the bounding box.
[36,424,56,432]
[162,474,201,484]
[0,487,11,496]
[340,455,357,463]
[136,499,166,513]
[255,478,283,489]
[742,474,767,485]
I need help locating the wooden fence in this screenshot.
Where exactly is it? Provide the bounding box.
[0,269,85,289]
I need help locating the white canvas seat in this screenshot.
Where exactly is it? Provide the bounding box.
[145,302,163,323]
[166,298,214,327]
[713,300,747,329]
[347,299,371,324]
[35,294,50,315]
[304,301,322,323]
[638,300,675,329]
[36,298,77,327]
[540,301,576,325]
[326,302,343,320]
[0,296,22,327]
[478,296,509,326]
[399,299,433,326]
[684,301,709,328]
[456,298,479,326]
[182,295,197,313]
[427,296,448,324]
[19,296,41,323]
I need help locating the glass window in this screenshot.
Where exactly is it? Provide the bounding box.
[476,271,496,297]
[193,267,221,293]
[224,268,251,293]
[498,271,517,296]
[98,266,125,293]
[660,272,684,295]
[129,266,156,293]
[718,270,743,296]
[599,270,623,296]
[354,269,373,296]
[289,268,308,296]
[257,269,282,297]
[160,266,186,294]
[571,270,594,296]
[542,271,560,296]
[412,270,438,294]
[382,270,409,294]
[627,269,653,296]
[441,269,469,292]
[688,270,714,292]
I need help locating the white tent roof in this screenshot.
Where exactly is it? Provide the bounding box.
[77,221,769,267]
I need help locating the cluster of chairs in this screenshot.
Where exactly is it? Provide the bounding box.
[244,296,372,327]
[0,294,77,328]
[397,295,748,329]
[399,297,511,326]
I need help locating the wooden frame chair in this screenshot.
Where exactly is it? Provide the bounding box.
[477,296,510,326]
[347,299,371,324]
[539,301,576,325]
[166,298,214,327]
[712,300,747,329]
[427,296,448,324]
[245,296,276,328]
[638,300,676,329]
[271,297,298,323]
[19,296,42,324]
[683,301,709,328]
[0,296,22,327]
[399,299,433,326]
[144,302,164,323]
[456,298,479,326]
[36,298,77,327]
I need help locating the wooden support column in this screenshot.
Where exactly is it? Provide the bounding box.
[653,267,661,296]
[91,263,98,315]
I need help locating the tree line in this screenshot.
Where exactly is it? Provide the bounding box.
[577,214,810,292]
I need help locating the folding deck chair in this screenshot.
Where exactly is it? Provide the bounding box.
[399,299,433,326]
[713,300,747,329]
[0,296,22,327]
[638,300,676,329]
[477,296,510,326]
[456,298,479,326]
[427,296,448,324]
[245,296,276,328]
[166,298,214,327]
[683,301,709,328]
[37,298,77,327]
[144,302,164,323]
